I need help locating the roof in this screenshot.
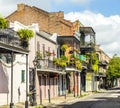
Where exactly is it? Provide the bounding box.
[57,35,80,45]
[59,19,73,27]
[80,27,95,36]
[36,31,57,44]
[32,6,49,16]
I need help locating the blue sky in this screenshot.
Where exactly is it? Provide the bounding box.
[0,0,120,17]
[0,0,120,57]
[50,0,120,17]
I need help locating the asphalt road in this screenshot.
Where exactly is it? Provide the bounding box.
[47,88,120,108]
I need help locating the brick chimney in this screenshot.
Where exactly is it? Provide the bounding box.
[57,11,64,18]
[17,3,25,11]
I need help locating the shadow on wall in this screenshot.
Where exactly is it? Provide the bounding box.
[0,63,9,93]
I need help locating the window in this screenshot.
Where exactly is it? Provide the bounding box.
[43,44,45,58]
[21,70,25,83]
[37,41,40,51]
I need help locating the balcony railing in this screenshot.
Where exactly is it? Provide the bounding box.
[0,28,22,48]
[82,61,88,69]
[37,59,64,71]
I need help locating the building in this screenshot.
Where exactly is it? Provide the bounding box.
[10,21,66,105]
[96,45,111,89]
[57,33,81,97]
[0,27,29,107]
[79,26,96,92]
[6,3,76,36]
[5,3,85,98]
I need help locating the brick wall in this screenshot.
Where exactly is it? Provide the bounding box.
[6,3,74,36]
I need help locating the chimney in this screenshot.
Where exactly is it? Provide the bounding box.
[57,11,64,18]
[17,3,25,11]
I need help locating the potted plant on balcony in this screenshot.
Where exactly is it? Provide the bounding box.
[17,29,34,48]
[45,50,51,58]
[36,51,42,59]
[0,17,8,29]
[61,44,68,55]
[53,55,68,70]
[61,44,68,51]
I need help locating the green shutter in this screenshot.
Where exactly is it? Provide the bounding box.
[80,55,86,61]
[21,70,25,83]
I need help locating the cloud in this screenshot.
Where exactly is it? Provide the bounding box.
[0,0,52,17]
[65,11,120,57]
[0,1,17,17]
[51,0,92,6]
[70,0,92,4]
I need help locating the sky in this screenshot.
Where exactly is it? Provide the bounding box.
[0,0,120,57]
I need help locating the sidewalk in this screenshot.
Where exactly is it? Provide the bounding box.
[0,90,106,108]
[14,92,93,108]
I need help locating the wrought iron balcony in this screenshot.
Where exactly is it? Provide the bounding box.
[36,59,65,72]
[82,61,88,69]
[0,28,23,49]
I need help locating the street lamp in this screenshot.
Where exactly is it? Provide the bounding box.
[32,57,38,106]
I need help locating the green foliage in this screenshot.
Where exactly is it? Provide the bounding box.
[86,73,92,80]
[61,44,68,51]
[86,52,98,73]
[92,53,98,73]
[34,105,42,108]
[0,17,8,28]
[45,51,51,57]
[53,55,68,68]
[36,51,42,59]
[17,29,34,40]
[17,29,34,48]
[106,55,120,80]
[75,59,82,70]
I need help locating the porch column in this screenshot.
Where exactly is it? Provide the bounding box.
[64,73,66,99]
[48,73,51,103]
[73,71,75,97]
[77,72,79,97]
[10,52,14,108]
[25,54,28,108]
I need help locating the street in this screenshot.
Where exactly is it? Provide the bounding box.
[47,88,120,108]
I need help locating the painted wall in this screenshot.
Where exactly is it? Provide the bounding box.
[0,54,27,105]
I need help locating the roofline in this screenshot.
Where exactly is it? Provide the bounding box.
[36,32,57,44]
[57,35,80,43]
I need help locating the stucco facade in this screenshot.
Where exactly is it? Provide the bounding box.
[96,45,111,74]
[0,54,27,105]
[10,21,66,104]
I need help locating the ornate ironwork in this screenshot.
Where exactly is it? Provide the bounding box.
[0,28,22,48]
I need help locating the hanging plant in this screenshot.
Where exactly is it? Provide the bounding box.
[53,58,60,66]
[53,56,68,68]
[36,51,42,59]
[17,29,34,48]
[45,51,51,57]
[61,44,68,51]
[75,60,82,70]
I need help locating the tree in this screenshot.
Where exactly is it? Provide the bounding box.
[106,55,120,87]
[0,17,8,28]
